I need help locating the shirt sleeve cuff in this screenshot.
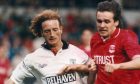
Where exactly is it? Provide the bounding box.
[10,75,20,84]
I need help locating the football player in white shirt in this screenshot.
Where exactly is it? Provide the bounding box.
[7,10,96,84]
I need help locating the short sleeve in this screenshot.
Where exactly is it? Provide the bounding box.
[10,59,34,84]
[123,30,140,59]
[76,48,89,64]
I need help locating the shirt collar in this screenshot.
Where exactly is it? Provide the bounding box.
[42,40,69,50]
[111,28,120,38]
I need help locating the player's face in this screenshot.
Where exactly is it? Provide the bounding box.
[96,11,118,39]
[41,20,62,46]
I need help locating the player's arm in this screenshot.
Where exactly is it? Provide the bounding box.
[58,58,96,74]
[120,56,140,69]
[61,58,97,84]
[58,58,97,84]
[105,31,140,73]
[9,58,34,84]
[86,58,97,84]
[87,70,97,84]
[105,56,140,72]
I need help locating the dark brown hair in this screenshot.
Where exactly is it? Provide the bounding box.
[97,0,122,27]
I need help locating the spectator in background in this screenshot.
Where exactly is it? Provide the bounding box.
[0,38,11,84]
[79,28,94,58]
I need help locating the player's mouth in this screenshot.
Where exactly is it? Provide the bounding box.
[99,29,108,33]
[49,38,56,41]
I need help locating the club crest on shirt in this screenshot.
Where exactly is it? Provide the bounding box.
[69,59,76,64]
[109,45,115,53]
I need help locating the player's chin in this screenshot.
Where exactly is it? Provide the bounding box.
[48,40,57,45]
[99,33,108,37]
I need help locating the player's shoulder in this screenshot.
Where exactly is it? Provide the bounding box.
[120,29,138,39]
[90,32,100,45]
[118,29,139,44]
[69,44,89,60]
[69,44,84,52]
[69,44,88,56]
[24,47,46,60]
[91,32,100,40]
[120,29,136,35]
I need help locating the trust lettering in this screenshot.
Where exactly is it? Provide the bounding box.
[94,55,114,64]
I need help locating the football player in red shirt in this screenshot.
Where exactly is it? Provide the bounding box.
[90,0,140,84]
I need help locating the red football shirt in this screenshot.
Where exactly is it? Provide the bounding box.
[91,28,140,84]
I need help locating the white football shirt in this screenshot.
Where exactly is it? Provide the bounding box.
[10,43,89,84]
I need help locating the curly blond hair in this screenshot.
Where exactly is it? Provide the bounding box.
[29,10,62,37]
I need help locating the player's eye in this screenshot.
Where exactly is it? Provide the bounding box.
[97,19,102,23]
[104,20,110,24]
[44,30,50,33]
[53,28,58,31]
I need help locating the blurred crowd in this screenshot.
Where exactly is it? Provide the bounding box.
[0,0,140,9]
[0,0,140,84]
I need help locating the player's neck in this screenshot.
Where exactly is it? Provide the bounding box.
[101,36,110,42]
[50,41,63,55]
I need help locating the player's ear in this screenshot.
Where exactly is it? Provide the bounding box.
[115,20,119,27]
[59,26,63,34]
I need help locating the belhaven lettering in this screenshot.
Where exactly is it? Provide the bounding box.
[45,73,76,84]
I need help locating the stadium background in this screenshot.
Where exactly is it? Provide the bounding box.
[0,0,140,84]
